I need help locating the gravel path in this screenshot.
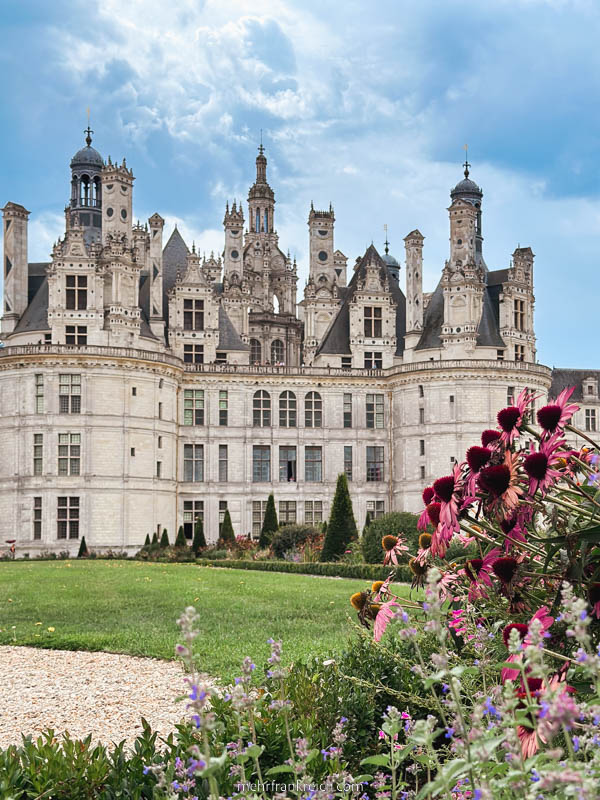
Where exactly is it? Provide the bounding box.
[0,646,199,749]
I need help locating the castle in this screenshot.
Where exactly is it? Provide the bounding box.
[0,129,595,552]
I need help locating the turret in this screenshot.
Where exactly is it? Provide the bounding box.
[1,202,30,334]
[247,145,274,234]
[148,213,165,338]
[101,157,134,245]
[69,127,103,246]
[404,229,424,354]
[223,200,244,278]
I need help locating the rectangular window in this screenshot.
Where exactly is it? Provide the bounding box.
[366,446,384,482]
[420,465,426,480]
[366,393,384,428]
[183,499,203,540]
[216,351,227,364]
[158,436,163,449]
[419,407,425,424]
[507,386,515,406]
[366,500,385,520]
[65,325,87,345]
[132,387,137,396]
[219,500,228,527]
[183,444,204,482]
[219,391,228,426]
[586,409,597,432]
[341,356,352,370]
[515,345,525,362]
[57,496,79,539]
[33,496,42,540]
[305,446,323,482]
[58,433,80,476]
[158,402,163,419]
[130,448,135,457]
[497,349,504,361]
[304,500,323,525]
[65,274,87,310]
[364,352,382,369]
[252,500,268,537]
[253,445,271,482]
[279,501,297,524]
[183,344,204,364]
[183,389,204,426]
[183,298,204,331]
[514,299,525,331]
[156,461,162,478]
[419,439,425,456]
[35,374,44,414]
[418,385,424,398]
[343,393,352,428]
[344,445,353,481]
[59,374,81,414]
[33,433,43,476]
[449,395,455,419]
[279,446,297,482]
[364,306,382,337]
[219,444,228,482]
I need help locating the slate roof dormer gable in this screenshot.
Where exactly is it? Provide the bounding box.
[316,244,406,357]
[161,227,190,328]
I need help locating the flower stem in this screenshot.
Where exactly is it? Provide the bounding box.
[566,424,599,450]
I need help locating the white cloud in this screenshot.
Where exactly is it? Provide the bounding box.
[28,212,65,262]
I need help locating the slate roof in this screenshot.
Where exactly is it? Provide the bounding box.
[416,268,507,351]
[317,244,406,357]
[14,275,48,333]
[162,227,189,328]
[550,369,600,401]
[218,306,249,351]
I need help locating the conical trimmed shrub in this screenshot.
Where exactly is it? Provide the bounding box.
[192,517,206,555]
[259,493,278,548]
[320,473,357,561]
[220,508,235,545]
[77,536,88,558]
[175,525,187,548]
[160,528,169,548]
[144,534,151,547]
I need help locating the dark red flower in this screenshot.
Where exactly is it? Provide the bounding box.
[502,622,528,647]
[433,476,455,504]
[478,465,511,497]
[500,517,517,535]
[523,452,548,481]
[422,487,435,505]
[464,558,483,582]
[497,406,521,434]
[482,429,501,447]
[492,557,518,584]
[536,405,561,433]
[466,446,492,473]
[426,502,441,527]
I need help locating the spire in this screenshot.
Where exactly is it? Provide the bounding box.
[384,223,389,255]
[84,125,93,147]
[463,143,470,178]
[255,140,267,184]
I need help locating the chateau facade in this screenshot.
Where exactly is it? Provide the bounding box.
[1,129,592,553]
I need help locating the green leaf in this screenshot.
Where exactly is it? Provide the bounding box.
[545,524,600,544]
[360,755,391,767]
[244,744,264,759]
[265,764,296,776]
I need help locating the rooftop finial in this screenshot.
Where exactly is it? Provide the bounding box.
[384,223,389,255]
[84,107,93,146]
[258,128,264,156]
[463,143,470,179]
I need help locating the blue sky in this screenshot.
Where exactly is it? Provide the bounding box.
[1,0,599,368]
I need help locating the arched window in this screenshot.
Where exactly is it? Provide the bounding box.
[250,339,262,364]
[279,391,296,427]
[256,208,260,232]
[264,209,269,232]
[93,176,101,207]
[305,391,322,428]
[253,390,271,427]
[271,339,284,363]
[80,174,90,206]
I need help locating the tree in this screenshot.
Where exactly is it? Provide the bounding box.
[150,531,160,552]
[320,473,357,562]
[144,534,151,547]
[175,526,187,548]
[77,536,88,558]
[362,512,372,537]
[192,517,207,555]
[259,493,278,548]
[160,528,170,548]
[220,509,235,545]
[322,520,328,536]
[361,511,420,564]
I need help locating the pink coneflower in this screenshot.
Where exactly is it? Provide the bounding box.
[501,606,554,682]
[588,583,600,619]
[481,429,501,448]
[462,547,501,601]
[465,445,492,494]
[499,515,527,553]
[382,534,409,566]
[523,435,563,497]
[536,386,579,439]
[478,451,523,513]
[430,522,453,558]
[417,487,436,531]
[433,463,463,535]
[517,721,540,758]
[492,556,519,587]
[496,388,537,446]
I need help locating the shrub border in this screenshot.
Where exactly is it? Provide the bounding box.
[195,558,411,582]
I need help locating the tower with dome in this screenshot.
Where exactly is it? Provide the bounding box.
[1,127,579,554]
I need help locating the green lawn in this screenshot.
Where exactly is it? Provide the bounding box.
[0,561,410,681]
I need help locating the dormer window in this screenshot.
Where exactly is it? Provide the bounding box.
[364,307,382,337]
[183,298,204,331]
[66,275,87,310]
[583,377,598,399]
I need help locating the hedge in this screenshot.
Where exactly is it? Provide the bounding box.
[195,558,411,582]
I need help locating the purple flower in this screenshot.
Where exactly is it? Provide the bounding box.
[445,727,455,739]
[573,736,580,752]
[142,766,150,775]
